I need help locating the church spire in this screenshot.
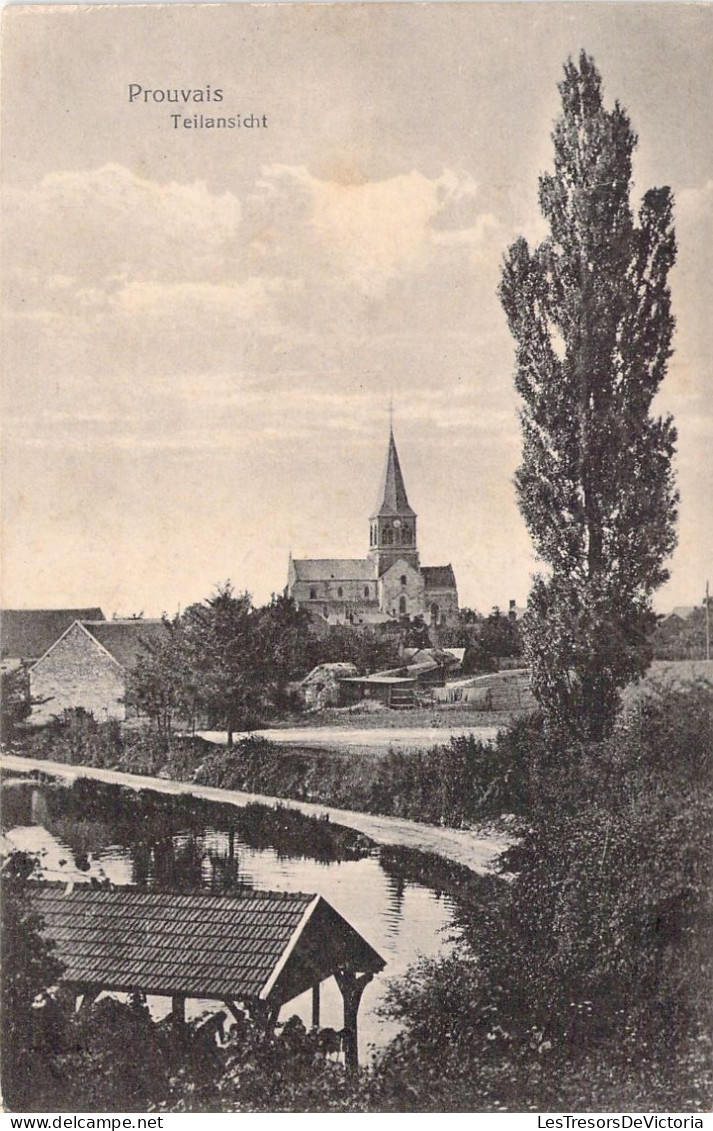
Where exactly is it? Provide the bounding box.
[371,425,416,519]
[368,422,419,576]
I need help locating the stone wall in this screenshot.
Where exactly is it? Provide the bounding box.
[380,560,426,619]
[424,585,460,628]
[30,622,126,724]
[291,577,380,618]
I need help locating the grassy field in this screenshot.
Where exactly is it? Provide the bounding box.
[624,658,713,705]
[272,705,517,730]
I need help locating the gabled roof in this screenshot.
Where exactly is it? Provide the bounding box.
[291,559,375,582]
[1,608,105,660]
[421,565,457,590]
[82,620,168,670]
[31,885,384,1007]
[371,428,415,519]
[671,605,696,621]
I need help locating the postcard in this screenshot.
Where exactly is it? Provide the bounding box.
[1,2,711,1117]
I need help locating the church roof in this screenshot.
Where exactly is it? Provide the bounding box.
[291,558,375,582]
[371,428,415,519]
[421,565,457,590]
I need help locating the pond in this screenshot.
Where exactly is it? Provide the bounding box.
[1,774,471,1061]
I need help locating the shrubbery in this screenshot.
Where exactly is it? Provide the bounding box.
[4,683,711,1110]
[367,681,713,1110]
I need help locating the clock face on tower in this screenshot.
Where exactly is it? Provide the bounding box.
[393,519,402,529]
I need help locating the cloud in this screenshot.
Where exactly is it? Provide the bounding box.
[4,164,241,294]
[250,164,499,292]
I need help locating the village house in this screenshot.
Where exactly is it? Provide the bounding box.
[29,618,167,724]
[287,426,459,629]
[1,608,106,669]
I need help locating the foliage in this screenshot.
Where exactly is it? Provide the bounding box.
[1,853,64,1110]
[0,663,32,743]
[309,623,401,675]
[194,720,540,828]
[180,583,264,745]
[5,684,711,1111]
[651,602,712,660]
[369,682,713,1111]
[499,52,678,740]
[125,614,198,750]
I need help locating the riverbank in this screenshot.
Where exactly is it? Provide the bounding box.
[0,753,510,874]
[198,724,500,749]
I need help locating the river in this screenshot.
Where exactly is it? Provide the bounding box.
[1,774,472,1062]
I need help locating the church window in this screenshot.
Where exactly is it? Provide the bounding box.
[403,526,412,544]
[431,602,440,624]
[364,587,370,598]
[337,586,344,598]
[310,587,317,600]
[383,525,393,545]
[323,606,328,617]
[400,574,407,587]
[399,596,407,615]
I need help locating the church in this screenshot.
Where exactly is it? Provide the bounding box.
[287,427,459,628]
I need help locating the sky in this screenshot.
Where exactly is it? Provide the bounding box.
[1,2,711,618]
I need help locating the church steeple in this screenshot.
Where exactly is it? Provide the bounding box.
[372,427,416,518]
[369,425,419,576]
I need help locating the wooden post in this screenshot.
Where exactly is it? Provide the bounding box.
[223,999,245,1026]
[335,971,373,1074]
[311,983,321,1030]
[171,994,186,1036]
[250,998,279,1040]
[75,987,100,1014]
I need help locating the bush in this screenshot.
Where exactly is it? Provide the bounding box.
[369,682,713,1110]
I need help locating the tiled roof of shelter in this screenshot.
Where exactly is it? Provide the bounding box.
[421,565,457,589]
[31,885,384,1006]
[291,559,375,582]
[371,428,415,518]
[0,609,105,660]
[82,620,168,670]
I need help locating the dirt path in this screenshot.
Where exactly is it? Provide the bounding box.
[0,754,508,874]
[198,725,499,749]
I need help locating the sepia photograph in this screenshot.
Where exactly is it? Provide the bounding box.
[1,1,711,1115]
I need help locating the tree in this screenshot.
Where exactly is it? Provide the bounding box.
[182,583,265,746]
[499,52,678,741]
[125,614,197,749]
[1,853,64,1109]
[253,594,314,709]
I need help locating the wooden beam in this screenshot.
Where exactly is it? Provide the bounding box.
[75,987,100,1014]
[223,999,246,1026]
[335,971,373,1074]
[311,983,321,1030]
[171,994,186,1034]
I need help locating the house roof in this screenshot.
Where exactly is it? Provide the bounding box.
[421,565,457,590]
[81,620,168,670]
[371,428,415,519]
[671,605,696,621]
[291,559,375,582]
[1,609,105,660]
[31,885,384,1007]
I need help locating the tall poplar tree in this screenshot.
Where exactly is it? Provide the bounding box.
[499,52,678,741]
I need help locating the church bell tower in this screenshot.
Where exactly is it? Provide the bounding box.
[368,426,419,577]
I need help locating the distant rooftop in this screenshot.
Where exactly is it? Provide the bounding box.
[82,619,167,669]
[291,558,375,582]
[1,608,105,660]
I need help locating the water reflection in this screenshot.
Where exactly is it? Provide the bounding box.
[1,777,458,1058]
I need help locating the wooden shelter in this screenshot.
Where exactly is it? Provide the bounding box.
[31,884,385,1071]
